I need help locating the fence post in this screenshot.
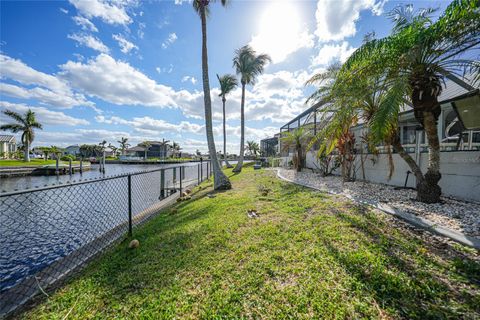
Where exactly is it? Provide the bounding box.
[179,166,183,195]
[160,169,165,199]
[198,163,200,184]
[128,175,132,237]
[201,162,203,182]
[207,161,209,178]
[173,167,177,188]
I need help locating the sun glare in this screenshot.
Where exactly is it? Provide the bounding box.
[250,1,311,63]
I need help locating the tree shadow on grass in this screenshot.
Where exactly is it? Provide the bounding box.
[320,203,480,319]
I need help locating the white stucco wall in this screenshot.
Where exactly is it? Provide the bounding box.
[286,151,480,202]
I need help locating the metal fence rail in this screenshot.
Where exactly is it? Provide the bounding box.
[0,161,212,317]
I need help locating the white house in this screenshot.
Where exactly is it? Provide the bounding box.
[0,135,17,159]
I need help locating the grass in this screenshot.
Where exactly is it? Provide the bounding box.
[22,166,479,319]
[0,159,86,167]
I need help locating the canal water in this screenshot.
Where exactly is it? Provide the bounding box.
[0,161,237,300]
[1,162,235,193]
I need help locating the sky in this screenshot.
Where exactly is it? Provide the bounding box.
[0,0,450,154]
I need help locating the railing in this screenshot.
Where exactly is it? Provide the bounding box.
[0,161,212,317]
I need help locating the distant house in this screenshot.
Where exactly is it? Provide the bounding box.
[144,141,172,158]
[125,146,146,158]
[0,135,17,159]
[63,145,80,156]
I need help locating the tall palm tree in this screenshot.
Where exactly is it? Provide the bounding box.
[0,109,43,162]
[117,137,130,155]
[342,1,480,202]
[139,141,151,160]
[217,74,238,168]
[193,0,231,190]
[232,45,271,173]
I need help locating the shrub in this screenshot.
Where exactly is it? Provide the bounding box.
[61,154,75,161]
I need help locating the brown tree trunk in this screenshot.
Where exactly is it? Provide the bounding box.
[417,111,442,203]
[391,137,425,185]
[200,5,231,190]
[222,97,232,168]
[296,144,302,172]
[233,83,246,173]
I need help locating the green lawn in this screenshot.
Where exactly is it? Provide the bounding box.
[0,159,85,167]
[23,167,479,319]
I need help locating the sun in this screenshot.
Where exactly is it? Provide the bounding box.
[250,1,311,63]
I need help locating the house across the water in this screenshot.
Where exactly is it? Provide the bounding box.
[0,135,17,159]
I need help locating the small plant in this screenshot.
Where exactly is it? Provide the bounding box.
[257,184,271,196]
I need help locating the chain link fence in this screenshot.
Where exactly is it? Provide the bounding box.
[0,161,212,318]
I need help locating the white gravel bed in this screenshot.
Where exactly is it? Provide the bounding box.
[278,168,480,238]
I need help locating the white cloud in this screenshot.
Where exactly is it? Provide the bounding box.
[181,76,197,85]
[112,34,138,53]
[72,16,98,32]
[60,8,69,14]
[162,33,177,49]
[311,41,356,66]
[0,101,89,126]
[59,54,177,107]
[0,54,70,94]
[95,115,204,135]
[174,0,191,5]
[68,33,110,53]
[249,1,314,63]
[68,0,132,25]
[315,0,386,42]
[0,54,94,109]
[0,83,92,109]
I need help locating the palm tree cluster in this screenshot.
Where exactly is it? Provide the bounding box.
[193,0,270,189]
[306,0,479,203]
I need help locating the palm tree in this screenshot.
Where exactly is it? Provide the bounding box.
[139,141,151,160]
[37,146,51,161]
[341,1,480,202]
[217,73,238,168]
[108,143,118,158]
[118,137,130,155]
[281,127,312,172]
[0,109,42,162]
[80,144,100,158]
[232,45,271,173]
[246,140,260,158]
[172,141,181,158]
[193,0,231,190]
[49,145,62,160]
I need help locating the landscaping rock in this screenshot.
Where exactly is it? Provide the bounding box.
[278,168,480,238]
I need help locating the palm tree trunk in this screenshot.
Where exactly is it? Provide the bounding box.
[25,140,30,162]
[416,111,442,203]
[391,136,425,185]
[296,145,302,172]
[233,83,246,173]
[222,97,232,168]
[200,5,231,190]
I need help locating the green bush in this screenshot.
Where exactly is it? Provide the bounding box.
[60,154,75,161]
